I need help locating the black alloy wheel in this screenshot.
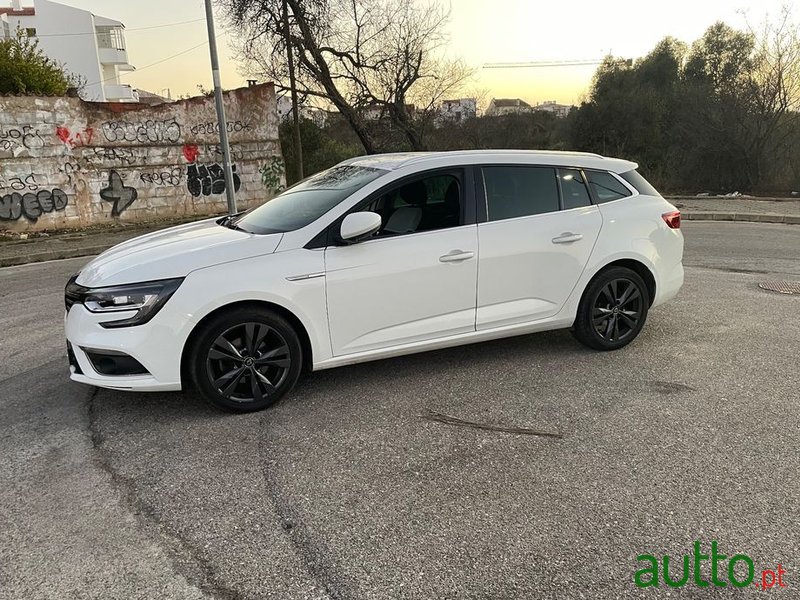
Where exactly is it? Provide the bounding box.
[572,266,650,351]
[591,278,643,342]
[190,308,302,412]
[207,322,291,403]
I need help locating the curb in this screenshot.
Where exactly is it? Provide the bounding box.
[668,196,800,203]
[1,212,798,269]
[683,212,799,225]
[0,245,111,268]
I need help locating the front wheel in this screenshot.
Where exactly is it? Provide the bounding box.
[572,267,650,351]
[189,307,303,412]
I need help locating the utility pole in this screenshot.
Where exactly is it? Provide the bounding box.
[204,0,237,214]
[283,0,303,181]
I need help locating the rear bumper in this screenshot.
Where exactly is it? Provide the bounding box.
[653,261,683,307]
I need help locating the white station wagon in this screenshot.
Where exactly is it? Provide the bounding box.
[65,150,684,412]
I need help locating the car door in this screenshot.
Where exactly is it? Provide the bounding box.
[476,165,602,330]
[325,169,478,356]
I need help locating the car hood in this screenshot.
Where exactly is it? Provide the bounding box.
[76,218,283,287]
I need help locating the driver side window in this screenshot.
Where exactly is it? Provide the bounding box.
[363,172,463,237]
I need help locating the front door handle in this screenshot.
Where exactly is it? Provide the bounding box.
[439,250,475,263]
[552,232,583,244]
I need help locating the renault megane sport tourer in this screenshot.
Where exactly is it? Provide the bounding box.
[65,150,683,412]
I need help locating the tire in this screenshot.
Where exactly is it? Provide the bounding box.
[189,307,303,413]
[571,266,650,351]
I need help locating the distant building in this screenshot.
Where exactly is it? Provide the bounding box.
[136,89,171,107]
[485,98,532,117]
[437,98,477,124]
[533,100,573,118]
[276,94,293,120]
[358,102,416,123]
[0,0,137,102]
[276,95,333,128]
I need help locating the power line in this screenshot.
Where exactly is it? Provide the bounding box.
[24,17,205,38]
[85,39,212,87]
[484,59,631,69]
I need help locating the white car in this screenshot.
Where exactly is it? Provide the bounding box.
[65,150,683,412]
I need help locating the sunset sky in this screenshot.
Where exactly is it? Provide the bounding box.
[26,0,791,106]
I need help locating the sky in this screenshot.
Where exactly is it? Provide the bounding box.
[25,0,791,106]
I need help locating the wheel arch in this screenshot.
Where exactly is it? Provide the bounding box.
[180,299,314,388]
[584,258,656,307]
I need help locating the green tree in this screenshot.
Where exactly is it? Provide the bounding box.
[279,117,361,186]
[0,31,71,95]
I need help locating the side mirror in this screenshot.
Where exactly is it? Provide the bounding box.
[340,211,381,243]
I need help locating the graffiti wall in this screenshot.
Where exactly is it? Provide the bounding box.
[0,84,284,231]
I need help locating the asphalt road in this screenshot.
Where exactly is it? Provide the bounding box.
[1,221,798,599]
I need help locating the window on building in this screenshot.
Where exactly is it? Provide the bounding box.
[483,166,559,221]
[96,26,125,50]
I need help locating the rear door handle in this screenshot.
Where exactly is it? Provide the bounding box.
[552,232,583,244]
[439,250,475,263]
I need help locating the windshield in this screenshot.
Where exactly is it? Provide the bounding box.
[233,164,387,234]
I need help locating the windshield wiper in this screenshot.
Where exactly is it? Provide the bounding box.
[219,214,247,231]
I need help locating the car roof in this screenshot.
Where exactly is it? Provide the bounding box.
[340,150,638,174]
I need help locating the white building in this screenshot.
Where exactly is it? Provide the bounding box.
[533,100,573,118]
[276,94,293,120]
[437,98,477,124]
[0,0,137,102]
[276,95,332,128]
[485,98,532,117]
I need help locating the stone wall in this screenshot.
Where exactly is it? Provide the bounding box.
[0,84,285,232]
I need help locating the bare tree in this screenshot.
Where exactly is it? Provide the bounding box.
[744,6,800,185]
[218,0,473,153]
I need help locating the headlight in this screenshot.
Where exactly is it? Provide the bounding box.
[66,277,184,328]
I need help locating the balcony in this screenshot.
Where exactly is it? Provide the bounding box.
[104,84,139,102]
[98,46,130,65]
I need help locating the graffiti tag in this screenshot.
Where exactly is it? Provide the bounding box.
[0,174,39,192]
[187,163,241,197]
[101,118,181,144]
[182,144,200,163]
[140,167,182,187]
[100,171,138,216]
[56,126,94,148]
[0,125,45,150]
[189,120,251,136]
[0,189,68,222]
[201,143,245,162]
[88,147,136,165]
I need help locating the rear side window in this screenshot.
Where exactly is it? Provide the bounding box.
[483,166,559,221]
[587,170,633,203]
[558,168,592,209]
[620,170,661,197]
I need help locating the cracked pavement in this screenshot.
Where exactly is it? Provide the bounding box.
[1,221,798,599]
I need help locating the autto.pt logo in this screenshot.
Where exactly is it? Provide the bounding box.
[635,541,788,590]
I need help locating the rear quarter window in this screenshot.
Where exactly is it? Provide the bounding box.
[619,170,662,197]
[586,170,632,203]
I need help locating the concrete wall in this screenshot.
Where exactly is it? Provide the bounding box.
[0,83,285,231]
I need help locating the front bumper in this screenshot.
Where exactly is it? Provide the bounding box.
[65,305,183,392]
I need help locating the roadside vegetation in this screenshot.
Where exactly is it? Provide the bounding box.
[223,1,799,194]
[0,30,73,95]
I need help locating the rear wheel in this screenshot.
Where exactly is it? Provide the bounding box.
[189,307,302,412]
[572,267,650,351]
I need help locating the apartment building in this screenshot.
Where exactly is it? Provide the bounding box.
[0,0,137,102]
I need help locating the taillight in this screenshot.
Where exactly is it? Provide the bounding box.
[662,210,681,229]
